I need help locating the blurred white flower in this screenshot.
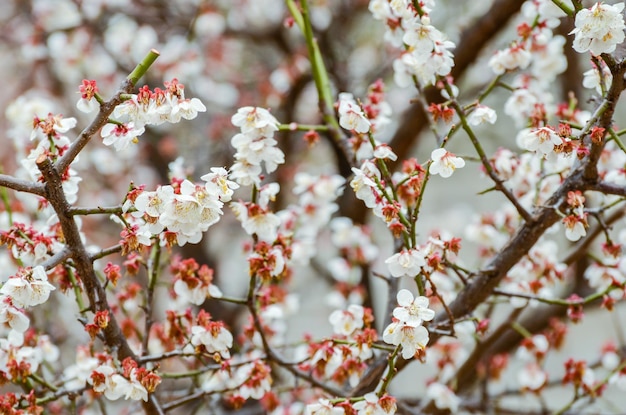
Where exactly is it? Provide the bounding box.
[385,249,426,278]
[329,304,365,336]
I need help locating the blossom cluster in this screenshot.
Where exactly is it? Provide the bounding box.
[3,0,626,414]
[229,106,285,187]
[369,0,454,88]
[0,266,56,385]
[98,78,207,151]
[128,171,233,246]
[383,289,434,359]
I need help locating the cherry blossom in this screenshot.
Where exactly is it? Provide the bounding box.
[190,322,234,360]
[101,122,146,152]
[383,321,429,359]
[583,61,613,94]
[77,79,99,113]
[30,113,77,142]
[0,266,55,308]
[201,167,239,202]
[231,106,280,137]
[467,105,497,126]
[353,392,397,415]
[517,127,563,155]
[0,298,29,333]
[488,44,532,75]
[392,289,435,327]
[385,249,426,278]
[428,148,465,178]
[426,382,461,413]
[305,398,345,415]
[231,201,281,242]
[563,214,587,242]
[3,1,626,413]
[350,162,381,209]
[329,304,365,336]
[571,2,626,55]
[518,362,547,391]
[338,93,371,133]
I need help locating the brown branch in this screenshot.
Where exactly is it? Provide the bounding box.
[0,174,46,197]
[590,181,626,197]
[36,155,164,415]
[55,80,133,175]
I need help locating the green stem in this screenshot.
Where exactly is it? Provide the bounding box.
[608,128,626,154]
[278,123,329,132]
[452,101,533,223]
[67,267,86,311]
[510,322,532,338]
[376,345,401,396]
[0,172,13,225]
[127,49,160,86]
[288,0,340,131]
[477,74,504,103]
[550,0,574,17]
[215,295,248,305]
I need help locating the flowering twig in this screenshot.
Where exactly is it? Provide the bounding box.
[55,49,160,175]
[451,101,533,223]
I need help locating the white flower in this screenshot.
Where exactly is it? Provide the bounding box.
[125,369,149,401]
[229,160,263,187]
[373,144,397,160]
[305,398,345,415]
[190,323,233,359]
[383,321,429,359]
[0,298,30,332]
[563,215,587,241]
[488,44,532,75]
[393,289,435,327]
[134,186,175,218]
[426,382,461,413]
[101,122,145,152]
[63,348,99,390]
[231,201,281,242]
[353,392,396,415]
[174,278,222,306]
[429,148,465,178]
[571,2,626,55]
[0,266,56,308]
[467,105,497,126]
[231,106,280,137]
[517,127,563,155]
[402,16,441,54]
[89,365,130,401]
[201,167,239,202]
[231,133,285,173]
[170,97,207,122]
[338,95,371,133]
[350,161,381,208]
[583,63,613,94]
[77,97,99,114]
[385,249,426,278]
[518,363,547,391]
[329,304,365,336]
